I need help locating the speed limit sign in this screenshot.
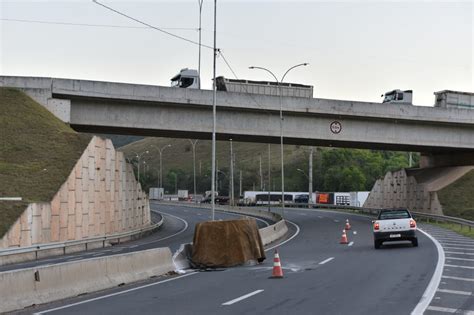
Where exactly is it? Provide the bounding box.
[330,121,342,134]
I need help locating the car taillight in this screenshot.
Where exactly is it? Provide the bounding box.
[374,222,380,231]
[410,219,416,228]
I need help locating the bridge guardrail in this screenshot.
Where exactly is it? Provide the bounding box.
[0,215,164,265]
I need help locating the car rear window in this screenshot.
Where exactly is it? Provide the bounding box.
[379,210,411,220]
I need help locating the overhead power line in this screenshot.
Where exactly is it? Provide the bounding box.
[92,0,214,49]
[0,18,197,30]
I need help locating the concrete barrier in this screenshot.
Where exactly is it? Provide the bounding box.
[259,219,289,246]
[0,247,174,313]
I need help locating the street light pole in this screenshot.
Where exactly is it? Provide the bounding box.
[268,143,271,210]
[152,144,172,188]
[309,147,313,204]
[249,63,309,217]
[211,0,217,221]
[130,150,149,183]
[197,0,204,89]
[230,139,234,206]
[188,139,199,200]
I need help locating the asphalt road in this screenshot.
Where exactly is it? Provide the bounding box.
[0,203,270,273]
[25,206,440,315]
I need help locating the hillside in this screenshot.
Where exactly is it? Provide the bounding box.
[438,170,474,220]
[0,88,91,237]
[121,137,413,195]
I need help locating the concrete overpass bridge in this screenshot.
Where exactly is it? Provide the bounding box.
[2,75,474,167]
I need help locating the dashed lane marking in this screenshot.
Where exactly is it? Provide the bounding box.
[353,231,357,235]
[444,264,474,270]
[446,257,474,262]
[445,251,474,256]
[319,257,335,265]
[437,289,472,296]
[427,306,474,314]
[441,246,474,251]
[348,242,354,247]
[440,242,474,248]
[222,290,264,306]
[442,275,474,282]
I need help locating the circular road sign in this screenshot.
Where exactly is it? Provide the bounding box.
[330,121,342,134]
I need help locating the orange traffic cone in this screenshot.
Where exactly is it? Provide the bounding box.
[340,229,349,244]
[270,249,284,278]
[345,219,351,230]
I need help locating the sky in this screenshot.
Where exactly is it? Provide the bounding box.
[0,0,473,106]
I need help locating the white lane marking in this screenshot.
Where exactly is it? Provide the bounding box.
[318,257,335,265]
[66,257,84,262]
[33,272,199,314]
[410,228,445,315]
[353,231,357,235]
[442,246,474,251]
[265,219,300,252]
[433,237,473,242]
[440,242,474,248]
[445,264,474,270]
[348,241,354,247]
[446,257,474,262]
[445,251,474,256]
[222,289,264,306]
[128,245,139,248]
[442,275,474,282]
[333,220,340,223]
[92,253,105,257]
[138,210,189,246]
[437,289,472,296]
[318,216,323,219]
[427,306,474,314]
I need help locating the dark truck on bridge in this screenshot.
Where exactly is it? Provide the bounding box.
[170,68,313,98]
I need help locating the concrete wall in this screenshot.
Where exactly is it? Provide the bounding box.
[0,136,150,248]
[0,247,174,313]
[364,166,474,214]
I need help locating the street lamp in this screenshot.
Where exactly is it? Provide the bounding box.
[188,139,199,201]
[249,63,309,216]
[130,150,149,183]
[151,144,172,188]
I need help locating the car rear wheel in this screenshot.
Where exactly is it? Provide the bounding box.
[412,238,418,247]
[374,240,381,249]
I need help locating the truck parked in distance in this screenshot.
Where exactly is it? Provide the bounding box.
[381,89,413,105]
[434,90,474,109]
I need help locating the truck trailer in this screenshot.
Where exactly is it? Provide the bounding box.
[434,90,474,110]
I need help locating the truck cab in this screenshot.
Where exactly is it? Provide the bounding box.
[381,89,413,105]
[170,68,200,89]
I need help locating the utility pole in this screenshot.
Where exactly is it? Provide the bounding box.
[268,143,271,210]
[230,139,234,206]
[239,170,242,199]
[309,147,314,204]
[259,154,263,190]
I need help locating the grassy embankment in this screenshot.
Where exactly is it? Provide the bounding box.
[0,88,91,238]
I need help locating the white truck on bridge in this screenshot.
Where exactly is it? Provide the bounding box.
[381,89,413,105]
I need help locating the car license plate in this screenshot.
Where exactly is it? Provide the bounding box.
[390,234,401,238]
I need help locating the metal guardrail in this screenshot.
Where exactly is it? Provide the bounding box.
[279,203,474,231]
[0,216,164,257]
